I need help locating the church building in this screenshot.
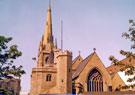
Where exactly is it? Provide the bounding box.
[30,1,128,95]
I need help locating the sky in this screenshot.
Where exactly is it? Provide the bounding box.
[0,0,135,92]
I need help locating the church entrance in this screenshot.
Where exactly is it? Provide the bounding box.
[87,68,103,92]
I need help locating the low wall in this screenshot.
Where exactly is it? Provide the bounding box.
[83,91,135,95]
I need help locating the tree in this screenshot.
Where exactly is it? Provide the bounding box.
[109,20,135,90]
[0,36,26,94]
[0,36,25,79]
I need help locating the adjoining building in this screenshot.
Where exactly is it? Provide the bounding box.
[30,0,134,95]
[0,76,20,95]
[107,57,135,91]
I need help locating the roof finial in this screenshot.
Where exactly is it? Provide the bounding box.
[79,51,81,55]
[93,48,96,52]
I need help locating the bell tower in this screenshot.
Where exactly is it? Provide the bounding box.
[38,0,54,67]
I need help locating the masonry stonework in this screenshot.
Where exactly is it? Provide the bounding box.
[57,51,72,94]
[30,0,130,95]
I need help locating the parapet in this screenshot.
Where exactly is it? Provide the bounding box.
[56,50,72,58]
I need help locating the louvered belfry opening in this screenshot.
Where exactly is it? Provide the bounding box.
[87,68,103,92]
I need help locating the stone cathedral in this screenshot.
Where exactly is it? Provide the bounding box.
[30,1,131,95]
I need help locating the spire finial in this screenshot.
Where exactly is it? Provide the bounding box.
[48,0,51,11]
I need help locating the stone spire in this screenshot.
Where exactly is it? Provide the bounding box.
[43,0,54,51]
[37,0,54,67]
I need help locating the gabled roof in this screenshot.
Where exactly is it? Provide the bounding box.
[107,65,120,78]
[72,55,80,65]
[72,53,94,79]
[107,56,135,78]
[72,55,83,70]
[72,55,82,74]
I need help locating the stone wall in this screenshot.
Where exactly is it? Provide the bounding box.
[30,67,57,95]
[56,50,72,94]
[74,53,112,93]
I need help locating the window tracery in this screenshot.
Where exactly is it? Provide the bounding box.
[87,68,103,92]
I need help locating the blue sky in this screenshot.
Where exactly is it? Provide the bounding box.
[0,0,135,91]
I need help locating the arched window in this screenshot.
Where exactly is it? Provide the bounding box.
[46,74,51,82]
[45,57,49,63]
[87,68,103,92]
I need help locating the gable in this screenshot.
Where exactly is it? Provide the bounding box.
[72,55,83,71]
[72,53,94,79]
[72,52,111,80]
[112,72,126,91]
[72,52,112,91]
[78,52,111,80]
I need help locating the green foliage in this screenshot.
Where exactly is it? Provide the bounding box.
[109,20,135,90]
[0,89,14,95]
[0,36,25,80]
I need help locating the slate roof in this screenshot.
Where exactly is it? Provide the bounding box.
[72,53,94,80]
